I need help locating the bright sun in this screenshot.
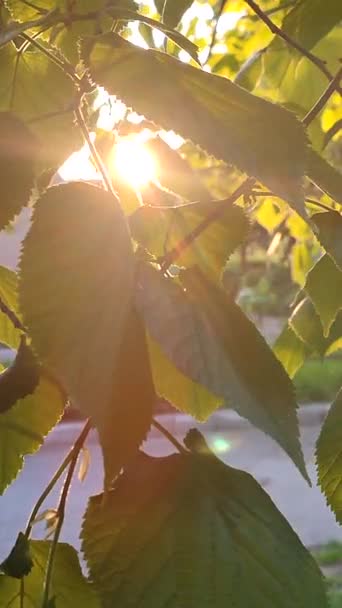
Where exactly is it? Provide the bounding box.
[112,137,157,189]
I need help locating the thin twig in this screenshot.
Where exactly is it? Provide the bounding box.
[323,118,342,148]
[243,0,341,94]
[74,106,117,197]
[40,420,92,608]
[152,418,187,453]
[25,419,92,538]
[241,0,296,20]
[0,298,25,332]
[0,9,59,47]
[303,67,342,127]
[206,0,227,63]
[21,33,79,83]
[159,177,255,272]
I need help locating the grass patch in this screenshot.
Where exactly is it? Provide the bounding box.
[313,542,342,607]
[294,357,342,403]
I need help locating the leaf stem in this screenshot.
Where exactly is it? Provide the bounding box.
[25,419,92,539]
[243,0,341,93]
[40,419,92,608]
[206,0,227,63]
[159,177,255,272]
[152,418,187,453]
[303,67,342,127]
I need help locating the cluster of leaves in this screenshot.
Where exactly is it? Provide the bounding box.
[0,0,341,606]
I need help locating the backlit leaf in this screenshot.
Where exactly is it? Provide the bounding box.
[82,444,326,607]
[0,265,22,350]
[0,541,100,607]
[316,387,342,524]
[130,201,249,278]
[305,254,342,336]
[19,183,135,474]
[147,335,222,421]
[160,0,194,27]
[291,242,314,287]
[0,43,80,167]
[273,324,312,379]
[290,296,342,356]
[0,112,39,230]
[82,33,308,207]
[0,377,65,494]
[136,263,308,479]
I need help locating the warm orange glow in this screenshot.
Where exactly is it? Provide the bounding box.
[112,136,157,189]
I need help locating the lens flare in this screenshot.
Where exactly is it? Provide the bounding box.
[113,137,156,189]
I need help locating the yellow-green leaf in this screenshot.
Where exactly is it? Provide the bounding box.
[316,387,342,524]
[0,541,100,607]
[313,210,342,270]
[0,377,65,494]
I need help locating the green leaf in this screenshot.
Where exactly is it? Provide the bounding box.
[18,182,146,481]
[305,254,342,337]
[0,377,65,494]
[147,335,222,421]
[0,338,40,414]
[316,387,342,524]
[130,201,249,278]
[0,541,100,607]
[160,0,194,27]
[273,324,312,379]
[0,43,80,167]
[289,296,342,356]
[82,33,308,207]
[0,112,39,230]
[0,265,22,350]
[307,149,342,205]
[145,136,209,201]
[313,210,342,270]
[82,445,326,607]
[0,533,33,579]
[278,0,342,50]
[136,263,308,480]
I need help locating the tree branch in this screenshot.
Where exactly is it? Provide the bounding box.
[25,419,92,539]
[159,177,255,272]
[40,419,92,608]
[303,66,342,127]
[243,0,341,94]
[205,0,227,64]
[152,418,187,453]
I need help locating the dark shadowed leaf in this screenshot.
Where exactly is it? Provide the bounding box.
[316,388,342,524]
[0,541,100,607]
[0,377,65,494]
[19,182,139,478]
[158,0,194,27]
[0,112,39,230]
[313,210,342,270]
[136,263,308,479]
[82,33,308,207]
[82,443,326,607]
[98,307,156,486]
[273,323,312,378]
[0,533,33,579]
[304,254,342,336]
[0,338,40,414]
[130,201,249,278]
[307,150,342,205]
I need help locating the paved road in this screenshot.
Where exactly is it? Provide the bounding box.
[1,417,341,563]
